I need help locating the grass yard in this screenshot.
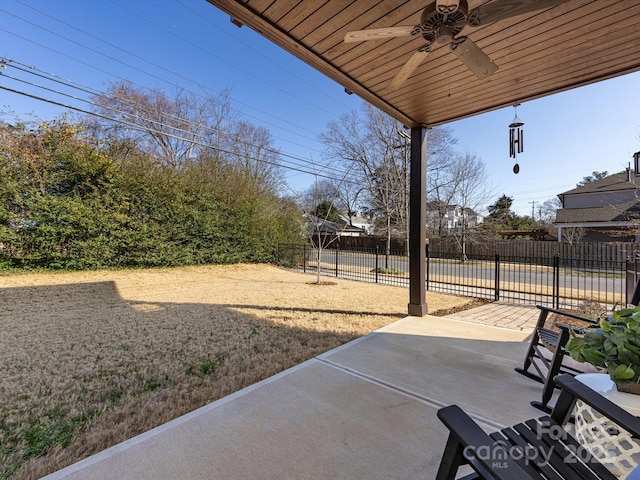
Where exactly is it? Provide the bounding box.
[0,263,476,479]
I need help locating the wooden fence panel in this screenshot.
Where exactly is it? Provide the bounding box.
[427,238,640,262]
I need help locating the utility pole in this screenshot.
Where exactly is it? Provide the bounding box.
[529,200,537,220]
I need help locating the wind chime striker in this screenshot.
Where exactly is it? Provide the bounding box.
[509,104,524,174]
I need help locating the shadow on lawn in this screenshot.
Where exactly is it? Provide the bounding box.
[0,280,368,480]
[219,303,406,318]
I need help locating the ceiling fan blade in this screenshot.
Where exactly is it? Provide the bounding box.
[450,37,498,80]
[344,26,415,43]
[388,48,430,91]
[469,0,569,27]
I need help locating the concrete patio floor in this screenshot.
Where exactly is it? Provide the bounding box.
[45,303,546,480]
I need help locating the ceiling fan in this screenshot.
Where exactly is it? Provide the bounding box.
[344,0,568,89]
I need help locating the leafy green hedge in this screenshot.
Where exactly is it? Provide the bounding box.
[0,119,302,270]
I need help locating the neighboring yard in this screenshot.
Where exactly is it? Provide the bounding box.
[0,264,476,479]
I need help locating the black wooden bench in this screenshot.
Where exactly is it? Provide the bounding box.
[436,374,640,480]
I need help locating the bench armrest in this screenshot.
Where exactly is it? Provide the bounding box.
[553,374,640,437]
[437,405,532,480]
[553,322,592,335]
[536,305,599,325]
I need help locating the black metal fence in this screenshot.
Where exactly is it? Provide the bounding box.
[276,244,631,309]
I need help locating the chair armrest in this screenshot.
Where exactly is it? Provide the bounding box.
[437,405,532,480]
[553,374,640,437]
[536,305,599,325]
[553,321,591,335]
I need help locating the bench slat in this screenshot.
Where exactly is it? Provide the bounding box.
[436,375,639,480]
[492,428,562,479]
[536,415,618,480]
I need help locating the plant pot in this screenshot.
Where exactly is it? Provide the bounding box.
[615,381,640,395]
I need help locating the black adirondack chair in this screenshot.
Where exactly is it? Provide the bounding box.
[515,280,640,412]
[515,305,599,412]
[436,374,640,480]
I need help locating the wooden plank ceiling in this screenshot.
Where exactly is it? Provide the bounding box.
[206,0,640,128]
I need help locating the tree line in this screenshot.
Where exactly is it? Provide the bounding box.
[0,82,302,270]
[307,103,495,257]
[2,79,580,272]
[309,101,587,252]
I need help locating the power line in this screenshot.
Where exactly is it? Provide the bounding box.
[109,0,340,118]
[0,82,360,186]
[11,0,328,149]
[173,0,353,112]
[0,2,359,181]
[0,20,324,155]
[0,57,353,180]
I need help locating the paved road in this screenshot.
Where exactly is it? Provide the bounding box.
[314,249,625,307]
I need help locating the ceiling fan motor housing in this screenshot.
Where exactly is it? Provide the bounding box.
[419,0,468,44]
[436,0,461,15]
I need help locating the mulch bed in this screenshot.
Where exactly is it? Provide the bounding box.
[545,310,604,332]
[429,297,493,317]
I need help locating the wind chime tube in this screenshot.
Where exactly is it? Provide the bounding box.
[509,128,514,158]
[509,126,524,157]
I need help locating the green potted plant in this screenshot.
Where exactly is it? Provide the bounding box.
[566,305,640,394]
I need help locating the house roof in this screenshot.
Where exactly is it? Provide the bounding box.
[207,0,640,128]
[559,170,640,197]
[306,214,366,234]
[338,212,371,225]
[555,199,640,224]
[425,202,482,217]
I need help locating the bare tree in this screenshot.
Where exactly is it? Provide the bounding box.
[425,126,459,234]
[300,178,343,284]
[334,178,364,227]
[302,179,339,212]
[319,102,472,268]
[448,152,494,261]
[427,166,458,238]
[320,104,457,263]
[320,105,399,265]
[539,197,562,225]
[89,81,232,170]
[562,226,586,245]
[222,120,283,193]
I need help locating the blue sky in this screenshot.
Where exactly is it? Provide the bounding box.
[1,0,639,216]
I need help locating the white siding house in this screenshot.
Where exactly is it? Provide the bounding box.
[426,202,484,234]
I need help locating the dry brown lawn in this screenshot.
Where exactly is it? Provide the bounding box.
[0,263,477,479]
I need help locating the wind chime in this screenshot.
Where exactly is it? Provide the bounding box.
[509,104,524,174]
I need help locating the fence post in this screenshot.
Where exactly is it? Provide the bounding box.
[626,254,640,305]
[553,254,560,309]
[494,253,500,301]
[636,254,640,304]
[375,245,379,283]
[335,243,339,278]
[425,241,430,291]
[303,244,307,273]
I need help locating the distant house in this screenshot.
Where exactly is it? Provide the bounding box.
[338,212,373,235]
[555,168,640,242]
[304,214,367,246]
[426,202,484,234]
